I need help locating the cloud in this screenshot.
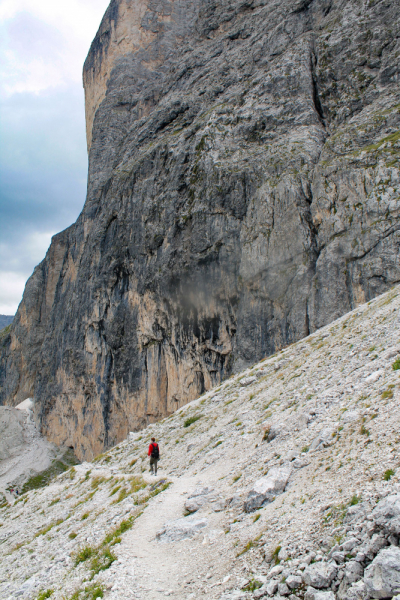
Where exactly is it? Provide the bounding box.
[0,0,110,315]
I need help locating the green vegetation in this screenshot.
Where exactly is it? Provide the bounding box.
[242,579,262,592]
[69,532,77,540]
[68,583,104,600]
[384,469,395,481]
[73,544,116,576]
[382,388,394,400]
[183,414,202,427]
[272,545,281,564]
[35,519,64,538]
[253,513,261,523]
[350,495,361,506]
[301,446,309,453]
[393,358,400,371]
[233,473,242,483]
[236,539,254,556]
[21,449,79,494]
[36,590,53,600]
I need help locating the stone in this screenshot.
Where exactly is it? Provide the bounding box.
[332,552,346,564]
[307,591,336,600]
[266,580,279,596]
[343,539,360,552]
[239,377,257,387]
[278,583,290,596]
[244,466,292,512]
[303,562,338,589]
[310,429,335,452]
[286,575,303,590]
[341,581,369,600]
[364,547,400,599]
[156,518,208,543]
[373,495,400,536]
[184,496,208,514]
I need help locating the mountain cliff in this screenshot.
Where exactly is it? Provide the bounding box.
[1,0,399,460]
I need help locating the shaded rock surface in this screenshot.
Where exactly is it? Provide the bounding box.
[1,0,400,460]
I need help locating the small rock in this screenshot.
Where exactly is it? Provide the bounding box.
[278,583,290,596]
[303,562,337,589]
[266,580,279,595]
[286,575,302,590]
[240,376,257,387]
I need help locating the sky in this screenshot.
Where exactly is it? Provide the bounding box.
[0,0,110,315]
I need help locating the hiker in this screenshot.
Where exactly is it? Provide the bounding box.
[148,438,160,475]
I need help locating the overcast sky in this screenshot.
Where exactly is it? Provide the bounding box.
[0,0,110,315]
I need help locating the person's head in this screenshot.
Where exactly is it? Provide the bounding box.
[151,437,155,442]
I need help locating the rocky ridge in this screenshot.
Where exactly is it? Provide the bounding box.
[1,0,400,460]
[1,284,400,600]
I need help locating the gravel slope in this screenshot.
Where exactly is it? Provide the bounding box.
[1,284,400,600]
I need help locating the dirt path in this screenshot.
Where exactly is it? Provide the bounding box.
[109,467,234,599]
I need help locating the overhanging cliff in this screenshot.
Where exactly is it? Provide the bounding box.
[1,0,399,460]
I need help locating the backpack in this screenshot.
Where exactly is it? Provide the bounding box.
[151,443,159,459]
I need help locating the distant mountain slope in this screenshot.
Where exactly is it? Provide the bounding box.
[0,315,13,330]
[0,284,399,600]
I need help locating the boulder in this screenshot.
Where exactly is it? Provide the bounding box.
[244,466,292,512]
[266,580,279,595]
[278,583,290,596]
[338,561,364,598]
[373,495,400,536]
[341,581,369,600]
[185,496,208,514]
[309,428,335,452]
[305,588,336,600]
[156,518,207,543]
[286,575,303,590]
[364,547,400,598]
[240,376,257,387]
[303,562,338,589]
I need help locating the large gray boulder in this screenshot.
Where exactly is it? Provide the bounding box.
[156,517,208,543]
[364,547,400,598]
[303,562,338,589]
[244,466,292,512]
[373,495,400,536]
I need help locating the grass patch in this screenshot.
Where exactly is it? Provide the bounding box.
[350,495,361,505]
[36,591,53,600]
[81,512,89,520]
[68,582,105,600]
[69,532,78,540]
[183,414,202,427]
[21,449,79,494]
[393,358,400,371]
[233,473,242,483]
[384,469,395,481]
[253,513,261,523]
[382,388,394,400]
[35,519,64,538]
[73,544,116,576]
[242,580,262,592]
[272,545,281,564]
[236,540,254,556]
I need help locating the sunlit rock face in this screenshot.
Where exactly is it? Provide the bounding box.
[1,0,399,460]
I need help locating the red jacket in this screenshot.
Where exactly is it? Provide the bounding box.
[148,443,159,457]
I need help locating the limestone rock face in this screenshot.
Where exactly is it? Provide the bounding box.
[1,0,400,460]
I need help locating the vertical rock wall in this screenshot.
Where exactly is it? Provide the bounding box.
[1,0,399,460]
